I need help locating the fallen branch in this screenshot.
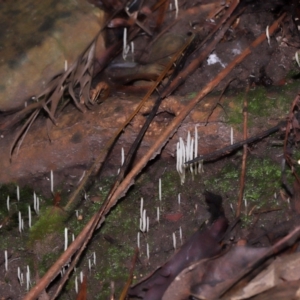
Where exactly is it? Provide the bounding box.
[187,120,286,164]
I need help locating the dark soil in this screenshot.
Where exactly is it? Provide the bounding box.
[1,0,300,299]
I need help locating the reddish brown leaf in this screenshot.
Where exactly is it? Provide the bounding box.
[164,212,183,222]
[76,275,87,300]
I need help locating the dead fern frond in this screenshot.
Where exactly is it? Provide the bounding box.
[10,38,98,158]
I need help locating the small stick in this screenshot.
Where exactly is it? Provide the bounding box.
[187,121,285,164]
[236,84,249,217]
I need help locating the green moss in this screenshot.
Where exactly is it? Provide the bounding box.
[204,156,281,211]
[226,85,294,127]
[28,207,66,245]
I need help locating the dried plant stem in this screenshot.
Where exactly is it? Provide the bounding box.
[24,11,285,300]
[236,84,249,218]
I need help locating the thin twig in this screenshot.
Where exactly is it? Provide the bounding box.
[204,78,235,125]
[236,84,249,218]
[187,121,286,164]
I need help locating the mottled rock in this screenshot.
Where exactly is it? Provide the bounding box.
[0,0,105,111]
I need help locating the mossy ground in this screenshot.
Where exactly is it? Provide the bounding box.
[0,83,299,299]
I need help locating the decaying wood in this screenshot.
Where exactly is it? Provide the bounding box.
[24,8,286,300]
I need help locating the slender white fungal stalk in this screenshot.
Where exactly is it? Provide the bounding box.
[230,203,234,214]
[33,192,36,213]
[146,216,149,233]
[179,138,186,184]
[72,234,75,242]
[4,250,8,271]
[140,198,143,220]
[18,267,23,286]
[50,170,54,193]
[80,271,83,283]
[64,228,68,251]
[26,265,31,291]
[176,142,180,174]
[146,243,150,259]
[159,178,162,201]
[75,276,78,293]
[142,209,146,232]
[64,60,68,72]
[178,193,181,205]
[266,25,270,46]
[186,131,191,163]
[157,207,160,223]
[21,218,24,231]
[88,259,91,272]
[131,41,135,61]
[179,227,183,245]
[28,206,32,228]
[230,127,233,145]
[18,211,22,233]
[121,147,125,166]
[17,185,20,201]
[173,232,176,250]
[296,51,300,67]
[122,28,130,60]
[174,0,179,19]
[190,138,194,178]
[7,195,10,211]
[36,197,40,215]
[93,252,96,266]
[194,126,198,175]
[78,171,86,184]
[137,232,140,249]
